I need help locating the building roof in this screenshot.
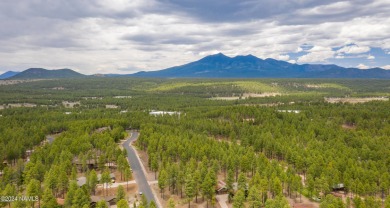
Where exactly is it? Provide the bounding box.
[97,173,115,181]
[90,195,116,203]
[77,177,87,187]
[149,110,180,116]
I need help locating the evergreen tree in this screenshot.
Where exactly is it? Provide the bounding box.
[26,179,42,208]
[227,169,235,203]
[96,200,108,208]
[320,194,344,208]
[71,166,77,181]
[201,171,216,208]
[12,194,27,208]
[72,188,90,208]
[185,174,195,208]
[65,180,78,207]
[124,166,132,191]
[271,177,282,198]
[194,169,201,203]
[167,197,176,208]
[44,167,58,194]
[58,166,69,198]
[233,189,246,208]
[264,196,289,208]
[101,168,112,196]
[117,199,130,208]
[42,187,58,208]
[1,184,16,208]
[158,169,168,199]
[89,169,98,195]
[259,178,268,204]
[116,185,126,202]
[384,195,390,208]
[248,186,261,208]
[141,194,148,207]
[150,154,159,180]
[237,173,247,192]
[149,201,157,208]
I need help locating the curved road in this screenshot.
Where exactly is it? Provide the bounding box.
[122,131,160,207]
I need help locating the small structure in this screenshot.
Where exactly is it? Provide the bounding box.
[90,196,116,207]
[277,110,301,114]
[97,173,116,183]
[77,176,87,187]
[72,158,98,171]
[332,183,345,191]
[216,181,227,194]
[62,101,80,108]
[106,105,119,109]
[94,126,111,133]
[149,110,180,116]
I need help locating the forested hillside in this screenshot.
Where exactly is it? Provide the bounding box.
[0,78,389,208]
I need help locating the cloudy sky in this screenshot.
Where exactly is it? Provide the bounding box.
[1,0,390,74]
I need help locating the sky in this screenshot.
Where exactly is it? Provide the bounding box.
[1,0,390,75]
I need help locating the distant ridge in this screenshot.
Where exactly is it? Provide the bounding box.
[131,53,390,78]
[9,68,86,79]
[0,71,20,79]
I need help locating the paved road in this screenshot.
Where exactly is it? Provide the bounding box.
[46,135,55,144]
[123,131,159,207]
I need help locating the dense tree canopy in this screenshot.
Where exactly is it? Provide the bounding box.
[1,78,389,208]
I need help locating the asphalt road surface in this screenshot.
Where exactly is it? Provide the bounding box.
[46,135,55,144]
[122,131,158,206]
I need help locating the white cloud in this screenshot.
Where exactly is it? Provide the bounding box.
[1,1,390,73]
[278,54,290,61]
[367,55,375,60]
[382,65,390,70]
[357,63,369,69]
[299,1,352,16]
[288,60,296,64]
[295,47,303,52]
[297,46,335,63]
[335,55,344,59]
[337,45,370,54]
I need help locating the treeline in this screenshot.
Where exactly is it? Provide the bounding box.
[137,102,390,207]
[0,107,146,166]
[0,109,142,207]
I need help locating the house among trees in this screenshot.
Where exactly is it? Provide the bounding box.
[77,176,87,187]
[216,181,227,194]
[72,157,98,171]
[149,110,180,116]
[332,183,345,191]
[76,173,115,187]
[98,173,116,183]
[90,195,116,207]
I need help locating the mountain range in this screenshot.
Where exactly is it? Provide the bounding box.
[1,53,390,79]
[1,68,85,79]
[132,53,390,78]
[0,71,19,79]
